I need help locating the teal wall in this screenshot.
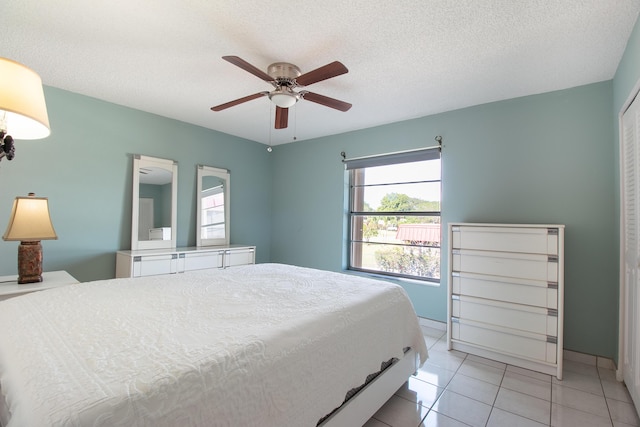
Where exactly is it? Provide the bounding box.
[0,87,272,282]
[270,81,617,358]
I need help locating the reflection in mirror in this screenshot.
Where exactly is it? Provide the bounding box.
[197,165,230,247]
[200,175,225,239]
[139,166,173,242]
[132,155,177,250]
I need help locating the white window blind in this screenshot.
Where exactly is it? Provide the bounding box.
[344,147,441,170]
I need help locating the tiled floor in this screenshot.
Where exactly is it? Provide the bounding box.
[364,326,640,427]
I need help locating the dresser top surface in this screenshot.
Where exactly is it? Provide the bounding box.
[449,222,565,229]
[117,245,255,256]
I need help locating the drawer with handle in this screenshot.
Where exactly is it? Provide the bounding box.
[451,225,559,255]
[451,249,558,282]
[451,294,558,336]
[451,271,558,309]
[451,317,557,364]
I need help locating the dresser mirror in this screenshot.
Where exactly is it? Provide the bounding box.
[196,165,230,247]
[131,155,178,250]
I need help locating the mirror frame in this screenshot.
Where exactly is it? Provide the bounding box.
[196,165,230,247]
[131,154,178,250]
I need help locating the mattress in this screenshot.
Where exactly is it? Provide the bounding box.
[0,263,428,427]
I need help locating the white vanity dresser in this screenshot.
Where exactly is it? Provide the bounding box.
[116,245,255,278]
[447,223,565,379]
[119,156,255,278]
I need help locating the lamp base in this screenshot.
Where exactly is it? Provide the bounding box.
[17,241,43,284]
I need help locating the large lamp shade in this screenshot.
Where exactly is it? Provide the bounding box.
[3,195,57,241]
[3,194,57,284]
[0,58,50,140]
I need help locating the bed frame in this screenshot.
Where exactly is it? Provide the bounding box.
[319,348,419,426]
[0,349,419,427]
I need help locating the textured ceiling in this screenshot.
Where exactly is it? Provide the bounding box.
[1,1,639,146]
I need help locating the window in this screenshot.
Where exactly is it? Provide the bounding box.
[346,148,441,282]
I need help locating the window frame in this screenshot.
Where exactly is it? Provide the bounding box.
[345,147,442,283]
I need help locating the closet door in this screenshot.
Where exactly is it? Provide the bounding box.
[621,93,640,410]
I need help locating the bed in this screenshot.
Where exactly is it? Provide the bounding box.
[0,263,428,427]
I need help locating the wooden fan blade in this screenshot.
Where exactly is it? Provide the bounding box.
[296,61,348,87]
[222,56,274,82]
[275,106,289,129]
[302,92,352,112]
[211,92,268,111]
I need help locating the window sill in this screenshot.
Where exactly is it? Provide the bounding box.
[342,269,441,287]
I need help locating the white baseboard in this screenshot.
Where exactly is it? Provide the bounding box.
[563,349,616,370]
[418,317,446,331]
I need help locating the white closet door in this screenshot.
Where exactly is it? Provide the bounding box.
[622,93,640,411]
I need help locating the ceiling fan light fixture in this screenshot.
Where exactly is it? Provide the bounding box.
[269,89,298,108]
[212,56,351,130]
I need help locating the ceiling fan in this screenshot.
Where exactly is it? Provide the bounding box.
[211,56,352,129]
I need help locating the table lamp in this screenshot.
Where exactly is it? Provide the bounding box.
[2,193,57,283]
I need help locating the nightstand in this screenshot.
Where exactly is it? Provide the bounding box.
[0,270,79,301]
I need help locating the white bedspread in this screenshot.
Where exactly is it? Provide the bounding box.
[0,263,427,427]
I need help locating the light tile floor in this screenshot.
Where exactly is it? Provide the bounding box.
[364,326,640,427]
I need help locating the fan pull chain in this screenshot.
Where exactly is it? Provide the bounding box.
[267,103,273,152]
[293,105,297,141]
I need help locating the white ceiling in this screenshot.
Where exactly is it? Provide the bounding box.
[1,1,638,146]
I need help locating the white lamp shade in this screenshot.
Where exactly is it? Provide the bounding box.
[3,195,57,241]
[0,58,50,140]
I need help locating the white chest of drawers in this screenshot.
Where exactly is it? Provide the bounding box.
[116,245,256,278]
[447,223,565,379]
